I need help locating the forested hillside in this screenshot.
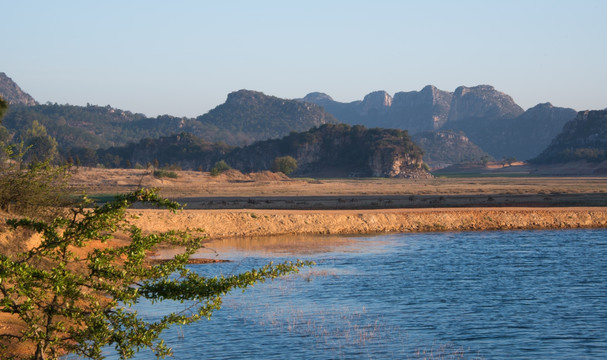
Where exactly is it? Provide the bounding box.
[70,124,430,178]
[531,110,607,164]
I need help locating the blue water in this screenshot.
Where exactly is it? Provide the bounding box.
[103,229,607,359]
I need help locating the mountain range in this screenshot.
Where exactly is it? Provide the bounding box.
[1,71,602,172]
[300,85,577,161]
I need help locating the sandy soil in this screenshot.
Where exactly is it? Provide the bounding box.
[128,207,607,241]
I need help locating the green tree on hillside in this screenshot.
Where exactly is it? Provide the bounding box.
[21,120,59,164]
[0,96,7,120]
[0,189,309,359]
[0,97,9,158]
[271,155,297,175]
[0,106,71,219]
[210,160,231,176]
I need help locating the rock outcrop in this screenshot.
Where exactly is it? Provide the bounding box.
[447,85,523,122]
[359,91,392,117]
[0,72,37,106]
[389,85,453,132]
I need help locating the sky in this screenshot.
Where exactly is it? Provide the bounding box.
[2,0,606,118]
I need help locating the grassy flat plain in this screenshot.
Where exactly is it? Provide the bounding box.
[68,168,607,209]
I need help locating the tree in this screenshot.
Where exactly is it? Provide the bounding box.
[209,160,231,176]
[0,144,71,220]
[271,156,297,175]
[0,96,7,120]
[0,188,309,359]
[21,121,59,164]
[0,97,9,160]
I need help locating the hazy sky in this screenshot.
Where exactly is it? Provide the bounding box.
[2,0,606,117]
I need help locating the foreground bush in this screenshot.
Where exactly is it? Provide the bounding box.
[0,144,72,220]
[0,188,309,359]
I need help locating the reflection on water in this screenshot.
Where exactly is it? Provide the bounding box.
[200,234,375,257]
[103,229,607,360]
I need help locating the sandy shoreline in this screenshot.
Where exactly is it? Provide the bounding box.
[129,207,607,240]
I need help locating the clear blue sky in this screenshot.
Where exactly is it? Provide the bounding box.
[2,0,606,117]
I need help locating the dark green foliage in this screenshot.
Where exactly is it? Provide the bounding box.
[153,169,178,178]
[0,97,9,159]
[226,124,425,177]
[210,160,231,176]
[0,189,310,359]
[0,96,7,120]
[73,133,233,170]
[271,156,297,175]
[0,144,71,220]
[21,120,59,164]
[61,125,425,178]
[0,91,338,156]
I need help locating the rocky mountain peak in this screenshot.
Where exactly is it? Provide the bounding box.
[302,92,334,104]
[448,85,524,122]
[520,102,576,123]
[0,72,37,106]
[390,85,453,131]
[225,89,269,106]
[535,102,553,108]
[360,90,392,116]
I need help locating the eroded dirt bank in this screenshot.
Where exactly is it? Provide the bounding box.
[129,207,607,240]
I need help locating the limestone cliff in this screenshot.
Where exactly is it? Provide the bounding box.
[389,85,453,132]
[359,91,392,117]
[446,85,524,122]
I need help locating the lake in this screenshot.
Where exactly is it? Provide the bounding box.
[103,229,607,359]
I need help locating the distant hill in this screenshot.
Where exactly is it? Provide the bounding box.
[1,89,338,150]
[445,103,577,161]
[0,72,587,165]
[0,72,37,106]
[3,103,152,149]
[196,90,338,145]
[87,132,232,170]
[226,124,428,178]
[300,85,577,160]
[83,124,430,178]
[531,110,607,164]
[411,130,491,168]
